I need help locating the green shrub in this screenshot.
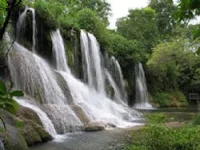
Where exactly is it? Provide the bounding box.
[153,91,188,107]
[191,114,200,125]
[0,81,23,114]
[76,8,105,34]
[126,125,200,150]
[34,0,60,29]
[153,92,171,107]
[146,113,167,124]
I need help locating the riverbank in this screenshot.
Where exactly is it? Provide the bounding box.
[30,127,141,150]
[30,108,199,150]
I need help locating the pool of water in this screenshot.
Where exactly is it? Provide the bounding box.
[30,106,200,150]
[30,128,137,150]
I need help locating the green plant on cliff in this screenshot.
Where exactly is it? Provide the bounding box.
[0,81,23,114]
[0,80,23,139]
[0,0,7,28]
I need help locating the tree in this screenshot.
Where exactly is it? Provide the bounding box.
[148,0,176,36]
[176,0,200,21]
[116,7,159,56]
[0,0,22,40]
[147,38,200,91]
[79,0,111,23]
[46,0,111,24]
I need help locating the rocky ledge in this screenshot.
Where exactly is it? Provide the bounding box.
[0,106,52,150]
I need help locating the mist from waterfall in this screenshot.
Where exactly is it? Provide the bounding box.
[134,63,153,109]
[17,7,36,52]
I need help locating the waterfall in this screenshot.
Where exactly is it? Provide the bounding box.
[58,71,138,127]
[110,56,127,103]
[8,15,141,135]
[15,98,57,137]
[105,69,125,105]
[134,63,153,109]
[80,30,105,95]
[52,29,140,127]
[8,42,83,133]
[51,30,70,73]
[17,7,36,52]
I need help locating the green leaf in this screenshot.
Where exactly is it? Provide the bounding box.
[0,81,7,94]
[3,100,19,114]
[10,91,24,97]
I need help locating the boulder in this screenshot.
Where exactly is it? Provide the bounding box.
[71,105,89,124]
[0,110,28,150]
[17,107,52,146]
[84,121,105,132]
[0,106,52,150]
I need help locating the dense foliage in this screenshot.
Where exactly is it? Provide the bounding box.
[0,0,7,28]
[117,7,159,56]
[126,113,200,150]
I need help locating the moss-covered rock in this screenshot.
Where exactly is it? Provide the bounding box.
[0,106,52,150]
[0,110,28,150]
[17,107,52,146]
[16,106,41,125]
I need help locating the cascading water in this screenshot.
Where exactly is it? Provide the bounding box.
[52,29,140,127]
[8,42,83,134]
[9,10,142,136]
[17,7,36,52]
[101,53,128,105]
[105,69,125,105]
[51,30,70,73]
[80,30,105,95]
[134,63,153,109]
[110,56,127,103]
[15,98,57,137]
[59,71,139,127]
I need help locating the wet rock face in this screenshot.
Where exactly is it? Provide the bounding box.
[17,106,52,146]
[0,107,52,150]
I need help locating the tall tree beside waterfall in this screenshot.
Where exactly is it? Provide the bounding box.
[148,0,176,36]
[116,7,159,55]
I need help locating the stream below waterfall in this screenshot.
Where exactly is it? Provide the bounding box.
[30,128,138,150]
[30,107,200,150]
